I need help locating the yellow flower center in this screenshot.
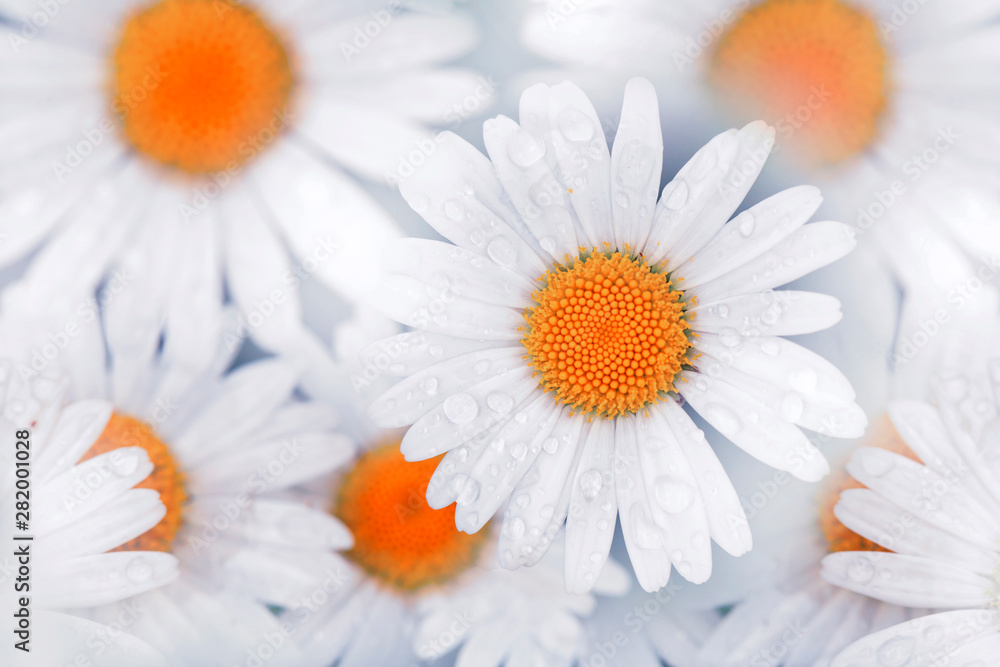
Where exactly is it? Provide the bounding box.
[333,443,488,592]
[112,0,295,174]
[709,0,888,164]
[80,413,186,552]
[522,250,690,419]
[819,415,916,553]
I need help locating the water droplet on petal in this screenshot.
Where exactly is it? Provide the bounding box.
[443,393,479,424]
[486,392,514,415]
[663,180,688,210]
[112,450,140,476]
[487,237,517,266]
[579,469,603,500]
[846,556,875,583]
[508,128,546,167]
[444,200,464,221]
[125,557,153,584]
[542,437,559,454]
[654,477,696,513]
[557,108,595,142]
[705,403,741,436]
[504,517,526,540]
[780,392,804,422]
[875,637,915,667]
[456,477,481,506]
[420,377,439,395]
[737,212,756,237]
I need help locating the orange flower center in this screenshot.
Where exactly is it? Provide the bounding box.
[819,415,917,553]
[80,413,186,552]
[112,0,295,174]
[522,250,690,419]
[708,0,888,164]
[333,443,488,592]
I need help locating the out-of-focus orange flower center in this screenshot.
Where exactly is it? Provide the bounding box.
[522,250,689,418]
[80,413,186,552]
[709,0,888,164]
[334,443,487,592]
[819,415,917,553]
[112,0,294,174]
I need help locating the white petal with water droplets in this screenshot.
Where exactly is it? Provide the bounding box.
[482,114,580,261]
[359,331,510,377]
[397,131,547,280]
[33,399,113,484]
[678,371,829,482]
[370,347,527,428]
[691,221,856,303]
[690,290,843,337]
[610,78,662,251]
[370,274,524,340]
[673,185,822,289]
[657,401,752,557]
[35,552,179,608]
[401,366,537,461]
[384,237,536,308]
[36,488,165,559]
[499,409,583,569]
[645,121,775,270]
[830,610,1000,667]
[821,551,992,608]
[565,420,617,594]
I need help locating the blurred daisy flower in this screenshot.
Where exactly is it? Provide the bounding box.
[0,365,176,667]
[363,78,865,593]
[823,380,1000,665]
[0,0,489,381]
[521,0,1000,207]
[244,311,632,667]
[0,293,355,663]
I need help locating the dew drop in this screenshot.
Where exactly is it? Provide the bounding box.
[557,108,595,142]
[487,237,517,266]
[542,437,559,454]
[508,128,545,167]
[456,477,481,506]
[654,477,695,513]
[861,451,894,478]
[579,469,603,500]
[614,191,629,209]
[443,393,479,424]
[487,392,514,415]
[846,556,875,583]
[112,450,140,477]
[737,213,756,237]
[444,200,464,221]
[705,404,741,436]
[504,517,526,540]
[125,557,153,584]
[779,392,805,422]
[539,236,557,254]
[663,180,688,210]
[420,377,439,395]
[875,637,915,667]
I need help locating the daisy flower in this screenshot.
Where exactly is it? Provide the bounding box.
[364,77,865,593]
[0,0,487,382]
[822,384,1000,665]
[520,0,1000,208]
[0,290,353,663]
[0,365,175,665]
[261,311,632,667]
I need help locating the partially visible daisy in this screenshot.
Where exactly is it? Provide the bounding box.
[822,388,1000,665]
[364,78,865,593]
[520,0,1000,210]
[0,290,352,663]
[0,365,175,665]
[0,0,488,385]
[259,311,632,666]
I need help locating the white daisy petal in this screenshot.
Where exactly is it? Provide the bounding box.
[27,611,168,667]
[689,290,843,337]
[835,488,998,575]
[673,185,823,289]
[171,359,298,464]
[821,552,993,608]
[540,81,614,247]
[657,401,752,557]
[359,331,508,378]
[384,237,536,308]
[609,77,663,251]
[638,409,713,585]
[678,371,829,482]
[691,221,857,303]
[454,395,559,534]
[34,447,154,534]
[38,488,166,559]
[33,399,112,483]
[614,417,672,593]
[830,610,1000,667]
[400,365,537,461]
[565,420,618,594]
[35,551,179,608]
[370,273,525,340]
[370,347,527,428]
[499,409,584,569]
[845,447,1000,549]
[397,131,547,278]
[482,114,580,261]
[646,121,776,271]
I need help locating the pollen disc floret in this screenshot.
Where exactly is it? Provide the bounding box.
[112,0,295,174]
[79,413,187,552]
[522,250,690,419]
[818,416,916,553]
[334,443,488,592]
[709,0,888,164]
